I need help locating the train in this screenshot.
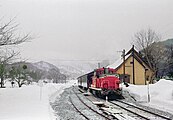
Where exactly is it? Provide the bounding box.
[77,67,122,99]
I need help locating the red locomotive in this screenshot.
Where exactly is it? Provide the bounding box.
[78,67,122,99]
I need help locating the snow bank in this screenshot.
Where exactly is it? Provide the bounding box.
[0,80,77,120]
[123,79,173,113]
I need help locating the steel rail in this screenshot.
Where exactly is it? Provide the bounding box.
[72,87,113,120]
[77,86,172,120]
[116,100,172,120]
[110,101,150,120]
[69,96,90,120]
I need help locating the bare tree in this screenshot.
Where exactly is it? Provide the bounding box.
[133,28,165,79]
[0,19,30,46]
[0,18,31,87]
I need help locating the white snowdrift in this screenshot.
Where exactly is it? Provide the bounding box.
[0,79,172,120]
[0,80,77,120]
[123,79,173,114]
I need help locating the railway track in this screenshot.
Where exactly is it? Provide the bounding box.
[77,87,173,120]
[70,87,115,120]
[69,96,90,120]
[110,100,172,120]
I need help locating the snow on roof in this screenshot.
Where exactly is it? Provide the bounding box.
[106,54,131,69]
[106,57,123,68]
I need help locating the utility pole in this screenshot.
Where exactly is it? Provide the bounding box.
[132,45,135,84]
[122,49,125,83]
[98,63,101,68]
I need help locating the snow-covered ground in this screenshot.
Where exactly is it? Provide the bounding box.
[0,80,77,120]
[0,79,173,120]
[123,79,173,114]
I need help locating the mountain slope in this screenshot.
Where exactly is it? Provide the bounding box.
[33,61,60,72]
[162,39,173,46]
[8,61,66,83]
[52,61,97,79]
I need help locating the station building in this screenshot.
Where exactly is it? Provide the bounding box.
[107,46,154,85]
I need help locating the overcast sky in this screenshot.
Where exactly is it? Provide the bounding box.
[1,0,173,64]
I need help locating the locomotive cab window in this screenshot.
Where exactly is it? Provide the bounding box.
[109,70,116,75]
[104,68,109,74]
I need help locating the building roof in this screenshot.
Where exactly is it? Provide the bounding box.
[107,46,153,71]
[106,53,130,69]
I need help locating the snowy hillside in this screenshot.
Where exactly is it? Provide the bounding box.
[32,61,66,82]
[33,61,60,72]
[48,54,119,79]
[58,65,84,79]
[8,61,66,83]
[52,61,97,79]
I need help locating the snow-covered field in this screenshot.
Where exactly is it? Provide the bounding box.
[0,79,172,120]
[123,79,173,114]
[0,80,77,120]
